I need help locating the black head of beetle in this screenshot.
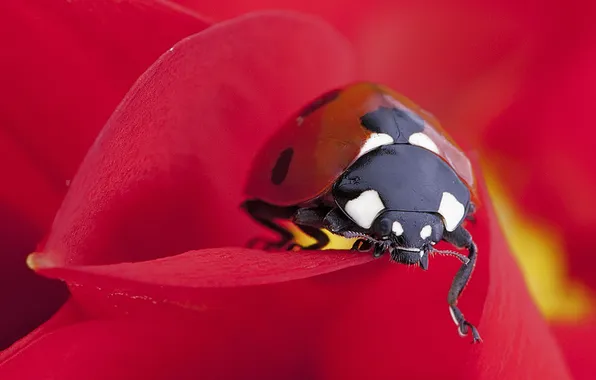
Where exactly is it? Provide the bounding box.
[370,210,444,266]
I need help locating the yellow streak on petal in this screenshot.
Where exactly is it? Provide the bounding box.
[483,162,595,321]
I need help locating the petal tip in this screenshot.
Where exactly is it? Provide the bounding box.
[27,252,57,271]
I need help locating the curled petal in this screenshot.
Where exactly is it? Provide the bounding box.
[16,161,570,378]
[0,0,208,349]
[0,0,209,229]
[40,11,356,266]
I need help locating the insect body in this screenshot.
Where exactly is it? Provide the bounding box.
[241,82,481,342]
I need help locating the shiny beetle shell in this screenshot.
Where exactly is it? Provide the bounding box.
[245,82,475,206]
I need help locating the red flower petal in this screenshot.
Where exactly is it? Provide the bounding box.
[470,192,572,379]
[552,321,596,380]
[0,310,322,379]
[32,248,373,288]
[0,0,209,229]
[0,299,85,364]
[0,0,208,349]
[6,164,570,378]
[40,11,356,267]
[483,34,596,291]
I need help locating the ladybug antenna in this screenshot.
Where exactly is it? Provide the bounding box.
[430,247,470,265]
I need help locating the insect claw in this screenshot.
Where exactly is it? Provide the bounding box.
[373,243,386,258]
[419,251,429,270]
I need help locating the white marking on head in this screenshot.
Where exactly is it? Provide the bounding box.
[419,250,425,258]
[408,132,439,154]
[392,221,404,236]
[358,133,394,158]
[420,225,432,239]
[344,190,385,229]
[438,192,465,232]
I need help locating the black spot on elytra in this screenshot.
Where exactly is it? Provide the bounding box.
[298,88,342,119]
[271,148,294,185]
[359,106,425,142]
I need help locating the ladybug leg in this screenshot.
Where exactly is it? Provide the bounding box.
[322,208,359,234]
[293,207,329,228]
[241,199,296,250]
[442,226,482,343]
[351,239,372,252]
[292,207,334,250]
[372,243,386,257]
[321,209,387,257]
[465,202,477,224]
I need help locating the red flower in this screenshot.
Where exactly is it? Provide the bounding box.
[177,1,596,378]
[0,1,590,379]
[0,0,209,349]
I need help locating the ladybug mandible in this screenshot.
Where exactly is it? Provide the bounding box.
[241,82,481,343]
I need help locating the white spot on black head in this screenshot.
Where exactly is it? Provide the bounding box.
[392,221,404,236]
[344,190,385,229]
[408,132,439,154]
[420,225,432,239]
[438,192,465,232]
[357,133,394,158]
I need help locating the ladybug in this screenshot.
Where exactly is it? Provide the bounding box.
[241,82,481,343]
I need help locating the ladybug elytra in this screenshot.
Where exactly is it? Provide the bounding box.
[241,82,481,343]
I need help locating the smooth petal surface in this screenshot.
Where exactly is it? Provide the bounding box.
[40,11,356,266]
[552,321,596,380]
[0,310,322,380]
[470,190,571,380]
[0,299,85,364]
[31,248,374,288]
[483,35,596,292]
[0,0,208,349]
[0,0,209,228]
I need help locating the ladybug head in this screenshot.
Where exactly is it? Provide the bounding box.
[371,210,444,255]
